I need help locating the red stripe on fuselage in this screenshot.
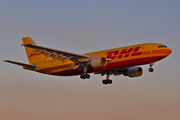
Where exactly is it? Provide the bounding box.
[152,49,170,54]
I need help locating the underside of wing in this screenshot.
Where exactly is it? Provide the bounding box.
[95,67,143,78]
[94,68,128,76]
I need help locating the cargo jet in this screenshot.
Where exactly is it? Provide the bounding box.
[4,37,172,85]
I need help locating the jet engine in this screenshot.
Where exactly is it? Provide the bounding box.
[89,57,107,68]
[123,67,143,77]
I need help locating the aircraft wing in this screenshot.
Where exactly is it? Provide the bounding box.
[22,43,92,63]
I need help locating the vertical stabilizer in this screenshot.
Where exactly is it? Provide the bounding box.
[22,37,51,64]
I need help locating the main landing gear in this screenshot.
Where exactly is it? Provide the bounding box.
[102,71,112,85]
[80,65,90,79]
[148,62,154,72]
[80,74,90,79]
[79,66,112,85]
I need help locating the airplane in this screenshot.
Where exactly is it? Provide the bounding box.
[4,37,172,85]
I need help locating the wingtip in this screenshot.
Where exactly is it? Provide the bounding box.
[3,60,9,62]
[21,44,24,46]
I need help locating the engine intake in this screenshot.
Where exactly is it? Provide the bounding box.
[123,67,143,77]
[89,57,107,68]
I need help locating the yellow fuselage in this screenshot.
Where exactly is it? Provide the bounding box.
[29,43,171,76]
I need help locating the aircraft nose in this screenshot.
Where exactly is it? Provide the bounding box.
[166,48,172,55]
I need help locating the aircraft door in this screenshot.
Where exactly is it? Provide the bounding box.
[143,44,152,58]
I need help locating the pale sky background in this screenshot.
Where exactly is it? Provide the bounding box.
[0,0,180,120]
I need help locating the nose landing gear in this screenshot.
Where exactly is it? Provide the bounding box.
[148,62,154,72]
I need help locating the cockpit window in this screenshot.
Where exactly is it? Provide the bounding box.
[158,45,167,48]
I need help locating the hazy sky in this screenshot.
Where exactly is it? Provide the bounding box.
[1,0,180,120]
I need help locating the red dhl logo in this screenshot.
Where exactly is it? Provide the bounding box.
[106,47,143,60]
[29,53,40,57]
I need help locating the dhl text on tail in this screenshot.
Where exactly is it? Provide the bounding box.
[4,37,172,85]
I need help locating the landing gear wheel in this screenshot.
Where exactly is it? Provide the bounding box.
[86,74,90,79]
[107,79,112,84]
[102,79,112,85]
[148,68,154,72]
[80,74,85,79]
[80,74,90,79]
[102,80,108,85]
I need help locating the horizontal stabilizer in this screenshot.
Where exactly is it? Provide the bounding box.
[4,60,36,69]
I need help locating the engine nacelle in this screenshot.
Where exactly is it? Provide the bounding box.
[89,57,107,68]
[123,67,143,77]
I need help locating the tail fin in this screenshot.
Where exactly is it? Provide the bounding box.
[22,37,51,64]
